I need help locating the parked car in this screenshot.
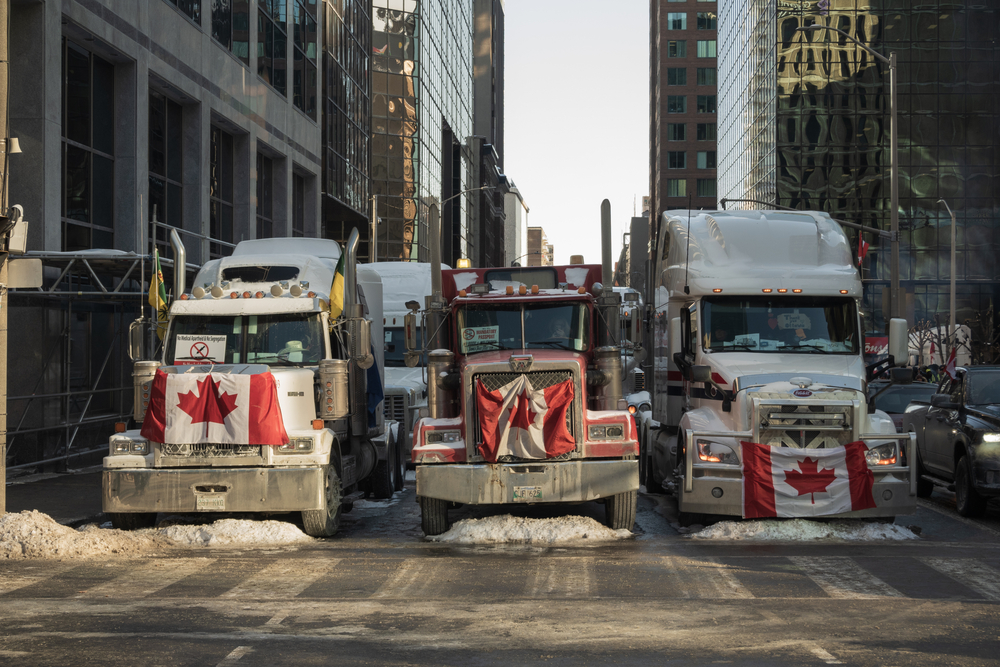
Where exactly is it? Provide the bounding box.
[868,380,939,431]
[899,366,1000,516]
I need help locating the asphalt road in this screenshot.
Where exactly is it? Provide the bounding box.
[2,482,1000,666]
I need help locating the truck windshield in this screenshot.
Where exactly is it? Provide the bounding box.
[166,313,326,366]
[702,296,858,354]
[456,302,589,354]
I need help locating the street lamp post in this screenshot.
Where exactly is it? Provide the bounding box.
[433,185,494,264]
[797,25,900,322]
[509,250,541,267]
[938,199,957,351]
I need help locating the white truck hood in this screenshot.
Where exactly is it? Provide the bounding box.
[384,366,426,391]
[708,353,867,391]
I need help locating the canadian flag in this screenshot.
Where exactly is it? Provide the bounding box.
[475,376,575,463]
[141,369,288,445]
[741,441,877,518]
[944,346,958,380]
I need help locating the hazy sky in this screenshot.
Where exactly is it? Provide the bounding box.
[504,1,650,266]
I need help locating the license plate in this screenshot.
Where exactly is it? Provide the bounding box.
[196,494,226,511]
[513,486,542,502]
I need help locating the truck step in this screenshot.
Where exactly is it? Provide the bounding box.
[921,474,955,492]
[341,490,365,513]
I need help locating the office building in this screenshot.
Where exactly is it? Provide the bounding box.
[527,226,553,267]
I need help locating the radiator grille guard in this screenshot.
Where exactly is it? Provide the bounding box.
[160,443,263,458]
[384,393,407,422]
[471,369,576,462]
[754,398,857,449]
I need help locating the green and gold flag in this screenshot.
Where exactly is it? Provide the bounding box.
[329,253,345,319]
[149,249,169,339]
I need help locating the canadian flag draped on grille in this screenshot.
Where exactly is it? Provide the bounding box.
[475,375,575,462]
[741,441,877,518]
[141,369,288,445]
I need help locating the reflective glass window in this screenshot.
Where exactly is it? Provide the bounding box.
[697,67,716,85]
[667,41,687,58]
[697,95,717,113]
[667,13,687,30]
[697,12,717,29]
[697,178,717,198]
[697,123,716,140]
[667,68,687,86]
[213,0,251,65]
[667,123,686,141]
[667,179,687,197]
[697,40,716,58]
[667,96,687,113]
[668,151,687,169]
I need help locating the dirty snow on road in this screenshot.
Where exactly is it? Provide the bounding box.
[428,515,632,544]
[690,518,919,541]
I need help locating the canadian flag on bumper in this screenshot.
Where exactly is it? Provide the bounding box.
[476,375,575,463]
[741,441,877,518]
[140,369,288,445]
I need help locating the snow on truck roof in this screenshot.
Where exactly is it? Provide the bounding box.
[661,209,861,297]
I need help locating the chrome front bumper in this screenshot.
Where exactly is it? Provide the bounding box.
[416,459,639,504]
[102,467,325,514]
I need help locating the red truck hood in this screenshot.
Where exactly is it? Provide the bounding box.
[460,349,587,371]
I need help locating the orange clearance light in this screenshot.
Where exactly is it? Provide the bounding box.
[762,288,773,293]
[531,285,539,294]
[713,288,723,293]
[840,289,849,294]
[506,285,514,295]
[578,286,586,294]
[242,291,252,298]
[230,292,238,299]
[114,422,127,433]
[518,285,527,295]
[255,291,264,299]
[307,291,317,298]
[777,288,787,294]
[628,405,637,414]
[792,288,802,293]
[312,419,324,430]
[459,289,467,297]
[180,293,190,300]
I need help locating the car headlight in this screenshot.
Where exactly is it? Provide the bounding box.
[696,440,739,465]
[982,433,1000,443]
[426,430,462,444]
[589,424,626,440]
[278,437,315,454]
[865,442,897,466]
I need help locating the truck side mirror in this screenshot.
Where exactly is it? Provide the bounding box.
[669,317,682,358]
[690,365,712,383]
[930,394,960,410]
[404,311,418,352]
[888,317,908,367]
[352,318,374,369]
[128,318,145,361]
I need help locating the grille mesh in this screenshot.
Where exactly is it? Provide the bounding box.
[160,443,262,458]
[475,370,572,392]
[757,403,853,449]
[384,394,407,422]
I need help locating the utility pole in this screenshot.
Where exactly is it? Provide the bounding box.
[1,0,9,515]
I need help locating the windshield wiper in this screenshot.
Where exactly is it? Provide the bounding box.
[527,340,573,350]
[791,344,832,354]
[713,344,756,351]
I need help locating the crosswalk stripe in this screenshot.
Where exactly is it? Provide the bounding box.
[0,563,77,596]
[921,558,1000,601]
[526,558,594,597]
[660,556,754,599]
[219,558,342,599]
[75,558,216,599]
[370,558,448,599]
[791,556,904,599]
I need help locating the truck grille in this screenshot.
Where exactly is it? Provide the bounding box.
[384,393,407,423]
[757,403,854,449]
[160,443,262,458]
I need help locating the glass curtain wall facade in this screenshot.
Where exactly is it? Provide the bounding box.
[719,0,1000,334]
[372,0,473,262]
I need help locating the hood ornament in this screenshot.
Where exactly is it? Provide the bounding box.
[509,354,533,373]
[789,376,813,388]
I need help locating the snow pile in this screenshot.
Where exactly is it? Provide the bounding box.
[691,519,919,541]
[0,511,314,560]
[428,515,631,544]
[0,510,169,560]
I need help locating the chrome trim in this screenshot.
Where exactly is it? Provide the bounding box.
[735,373,864,393]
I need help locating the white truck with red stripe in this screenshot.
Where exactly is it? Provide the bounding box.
[102,230,403,536]
[641,209,917,524]
[409,201,639,535]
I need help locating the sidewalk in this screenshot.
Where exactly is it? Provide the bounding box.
[5,466,105,525]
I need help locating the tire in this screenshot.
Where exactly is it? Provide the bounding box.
[370,458,396,499]
[108,512,157,530]
[393,437,406,492]
[419,495,449,535]
[642,449,660,492]
[604,490,637,531]
[302,464,343,537]
[955,455,988,518]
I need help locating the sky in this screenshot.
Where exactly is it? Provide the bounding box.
[503,1,650,266]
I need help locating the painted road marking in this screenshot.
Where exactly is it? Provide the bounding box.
[370,559,450,599]
[219,558,342,599]
[526,557,594,597]
[921,558,1000,601]
[791,556,904,599]
[0,563,76,596]
[660,556,754,599]
[215,646,253,665]
[809,645,844,664]
[75,558,216,599]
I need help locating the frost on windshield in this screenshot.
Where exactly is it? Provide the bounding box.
[703,296,858,354]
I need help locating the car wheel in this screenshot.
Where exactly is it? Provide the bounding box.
[955,455,988,518]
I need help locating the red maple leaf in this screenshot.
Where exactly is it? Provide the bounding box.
[177,376,239,437]
[784,457,837,504]
[507,389,538,431]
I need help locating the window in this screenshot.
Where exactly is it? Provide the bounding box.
[697,151,717,168]
[697,179,717,198]
[667,96,687,113]
[697,12,717,29]
[697,95,717,113]
[667,123,686,141]
[210,126,235,258]
[149,91,183,257]
[697,68,717,85]
[666,41,687,58]
[167,0,201,23]
[667,13,687,30]
[667,179,687,197]
[62,40,114,251]
[213,0,250,65]
[668,152,687,169]
[697,123,717,140]
[697,40,717,58]
[292,173,305,237]
[256,153,274,239]
[258,0,287,95]
[292,0,318,118]
[667,68,687,86]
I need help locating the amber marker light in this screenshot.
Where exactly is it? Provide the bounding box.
[312,419,324,430]
[255,291,264,298]
[840,289,849,294]
[713,288,723,293]
[506,286,514,295]
[793,289,802,293]
[242,291,252,298]
[307,291,317,298]
[777,288,787,294]
[114,422,127,433]
[459,289,467,297]
[180,293,190,300]
[531,285,539,294]
[230,292,238,299]
[519,285,527,295]
[578,286,586,294]
[762,288,773,293]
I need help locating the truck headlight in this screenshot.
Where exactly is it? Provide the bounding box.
[278,437,315,454]
[982,433,1000,443]
[131,441,148,455]
[110,435,147,456]
[589,424,626,440]
[865,443,897,466]
[426,430,462,444]
[696,440,739,465]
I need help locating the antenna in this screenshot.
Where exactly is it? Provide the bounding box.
[683,195,693,295]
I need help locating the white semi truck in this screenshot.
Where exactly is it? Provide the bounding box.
[102,230,402,536]
[640,209,917,524]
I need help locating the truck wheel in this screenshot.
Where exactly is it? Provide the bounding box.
[108,512,157,531]
[678,511,706,528]
[642,450,660,492]
[393,439,406,492]
[955,455,987,518]
[370,458,396,499]
[302,464,343,537]
[419,496,449,535]
[604,490,637,531]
